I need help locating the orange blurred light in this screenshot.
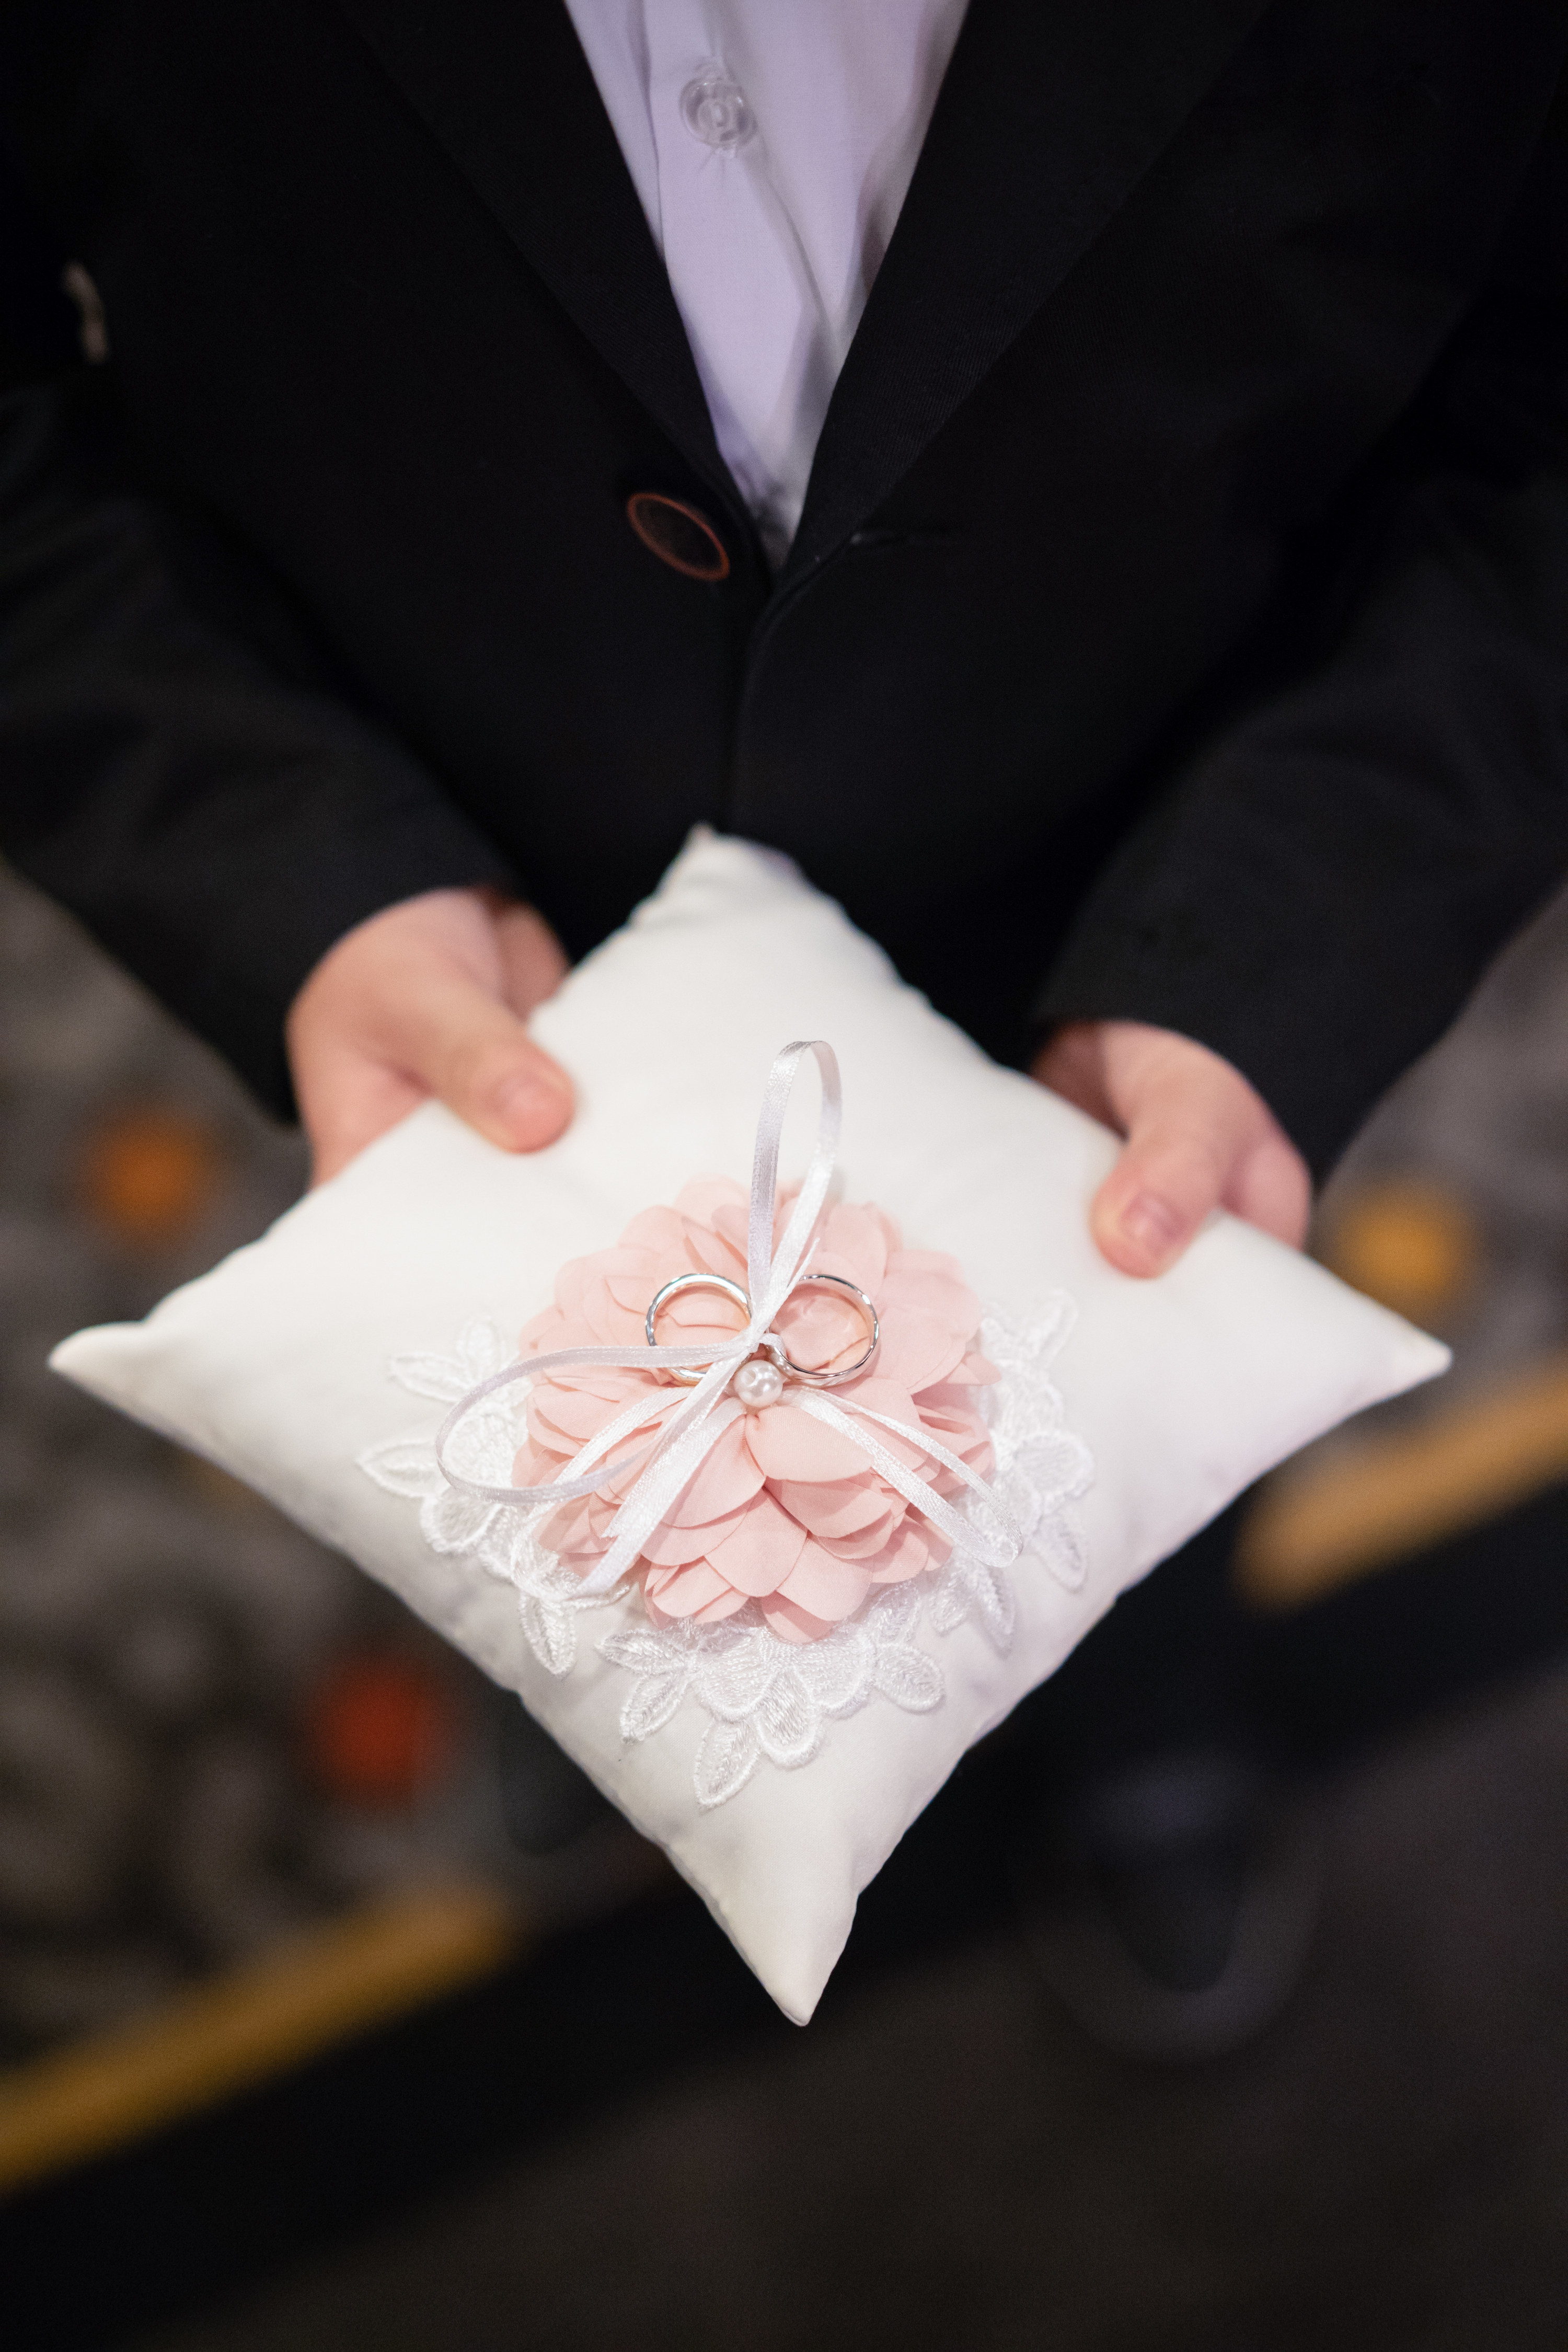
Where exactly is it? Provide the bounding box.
[1319,1178,1479,1324]
[303,1657,456,1808]
[77,1110,224,1244]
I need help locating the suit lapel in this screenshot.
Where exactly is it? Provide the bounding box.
[785,0,1278,580]
[338,0,1276,573]
[334,0,737,511]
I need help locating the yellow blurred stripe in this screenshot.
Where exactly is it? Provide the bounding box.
[0,1882,523,2197]
[1237,1351,1568,1611]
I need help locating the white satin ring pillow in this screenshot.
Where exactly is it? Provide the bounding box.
[52,833,1446,2021]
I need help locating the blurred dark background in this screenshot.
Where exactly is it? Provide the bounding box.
[4,858,1568,2352]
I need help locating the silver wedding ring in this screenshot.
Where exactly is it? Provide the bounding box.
[774,1274,880,1385]
[644,1272,783,1387]
[644,1268,879,1388]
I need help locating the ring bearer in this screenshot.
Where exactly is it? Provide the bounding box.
[3,1,1566,2048]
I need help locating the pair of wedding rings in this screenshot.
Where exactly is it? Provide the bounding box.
[644,1270,880,1402]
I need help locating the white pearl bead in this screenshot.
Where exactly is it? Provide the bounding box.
[731,1357,784,1411]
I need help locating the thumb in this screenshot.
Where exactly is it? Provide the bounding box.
[403,967,574,1152]
[1089,1117,1229,1278]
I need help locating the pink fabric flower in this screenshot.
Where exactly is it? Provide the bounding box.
[513,1180,997,1644]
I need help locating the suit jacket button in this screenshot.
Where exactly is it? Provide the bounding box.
[626,492,731,581]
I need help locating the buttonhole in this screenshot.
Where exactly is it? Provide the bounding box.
[848,526,958,551]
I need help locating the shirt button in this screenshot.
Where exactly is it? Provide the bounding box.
[679,65,756,153]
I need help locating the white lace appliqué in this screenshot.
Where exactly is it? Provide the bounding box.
[358,1299,1091,1809]
[599,1583,943,1809]
[357,1320,618,1677]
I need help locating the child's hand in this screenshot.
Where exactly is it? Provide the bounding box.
[1032,1020,1310,1277]
[286,888,573,1185]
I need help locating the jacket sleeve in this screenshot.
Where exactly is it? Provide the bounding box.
[1035,85,1568,1180]
[0,181,516,1119]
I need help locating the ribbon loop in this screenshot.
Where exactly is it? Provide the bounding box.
[436,1041,1021,1597]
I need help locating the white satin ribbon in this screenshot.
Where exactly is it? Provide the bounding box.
[435,1039,1020,1596]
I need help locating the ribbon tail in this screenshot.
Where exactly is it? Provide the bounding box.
[434,1340,749,1510]
[436,1371,681,1513]
[747,1040,841,1322]
[792,1392,1019,1570]
[577,1394,744,1595]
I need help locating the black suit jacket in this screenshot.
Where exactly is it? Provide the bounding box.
[2,0,1567,1172]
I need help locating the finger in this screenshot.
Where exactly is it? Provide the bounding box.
[1225,1133,1313,1248]
[1090,1117,1231,1276]
[397,968,574,1151]
[492,900,571,1017]
[303,1059,429,1187]
[1029,1022,1115,1126]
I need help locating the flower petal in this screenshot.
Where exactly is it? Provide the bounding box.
[861,1524,933,1583]
[708,1200,753,1262]
[815,1201,892,1294]
[527,1377,650,1446]
[778,1539,873,1624]
[642,1559,734,1619]
[871,1309,966,1396]
[519,1301,569,1354]
[552,1254,596,1328]
[879,1259,982,1340]
[662,1417,766,1528]
[548,1365,650,1401]
[815,1508,902,1561]
[884,1247,967,1281]
[758,1593,836,1644]
[704,1490,809,1596]
[603,1271,662,1315]
[537,1494,601,1559]
[916,1381,996,1421]
[618,1205,690,1255]
[673,1175,748,1224]
[770,1475,890,1540]
[831,1378,930,1469]
[640,1503,750,1569]
[743,1401,868,1481]
[690,1587,751,1623]
[684,1220,749,1281]
[914,1403,995,1482]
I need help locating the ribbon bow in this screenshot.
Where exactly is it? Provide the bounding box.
[436,1040,1020,1597]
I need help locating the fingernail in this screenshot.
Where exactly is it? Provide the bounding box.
[1118,1193,1184,1258]
[494,1077,568,1134]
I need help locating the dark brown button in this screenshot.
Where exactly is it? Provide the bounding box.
[626,492,731,581]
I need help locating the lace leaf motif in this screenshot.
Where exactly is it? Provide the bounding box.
[604,1586,946,1809]
[358,1316,617,1680]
